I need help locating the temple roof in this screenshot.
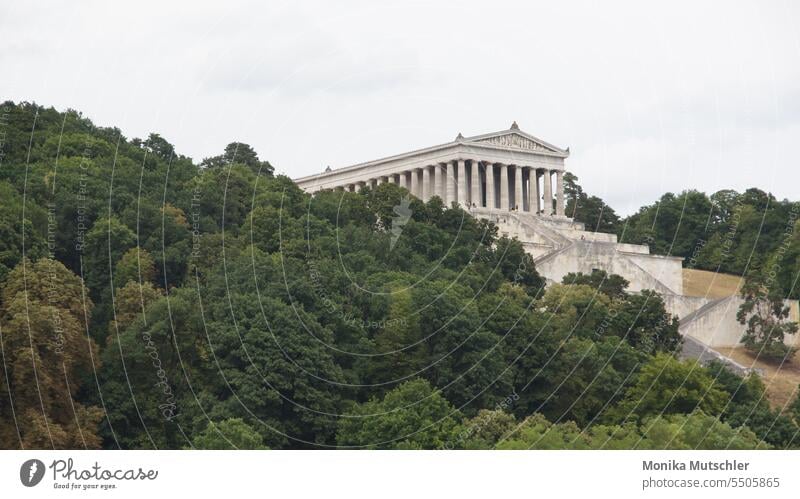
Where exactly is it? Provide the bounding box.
[294,123,568,183]
[459,123,568,155]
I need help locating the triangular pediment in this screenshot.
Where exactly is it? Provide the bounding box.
[465,130,564,154]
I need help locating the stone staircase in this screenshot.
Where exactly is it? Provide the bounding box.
[675,295,756,374]
[617,252,679,296]
[679,335,756,376]
[472,207,761,377]
[511,213,573,248]
[504,213,574,265]
[678,296,731,326]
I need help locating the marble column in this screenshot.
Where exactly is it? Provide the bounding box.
[485,162,494,208]
[470,160,480,208]
[422,166,431,201]
[520,166,531,212]
[441,164,448,199]
[399,172,407,190]
[556,170,565,216]
[410,169,419,197]
[434,164,443,200]
[514,165,523,211]
[530,168,540,214]
[446,161,455,206]
[457,159,467,207]
[520,168,528,211]
[542,169,553,215]
[499,163,509,210]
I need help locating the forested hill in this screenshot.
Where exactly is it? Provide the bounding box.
[1,100,799,450]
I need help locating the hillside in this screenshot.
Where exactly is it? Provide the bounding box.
[718,348,800,410]
[682,268,742,298]
[0,101,798,450]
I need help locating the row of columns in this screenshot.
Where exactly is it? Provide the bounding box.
[342,160,565,216]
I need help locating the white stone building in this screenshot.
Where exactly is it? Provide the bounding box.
[294,124,799,366]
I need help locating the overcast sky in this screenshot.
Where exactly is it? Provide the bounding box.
[3,0,799,214]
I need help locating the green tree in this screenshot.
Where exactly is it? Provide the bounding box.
[490,412,767,450]
[83,216,136,297]
[737,270,798,360]
[770,216,800,300]
[609,354,727,422]
[142,133,176,161]
[524,337,643,426]
[619,190,713,258]
[460,409,518,449]
[368,286,424,384]
[190,418,269,449]
[336,379,463,449]
[790,386,800,426]
[0,258,103,449]
[414,280,514,413]
[0,181,48,282]
[539,283,612,339]
[191,164,259,232]
[611,290,682,354]
[114,247,157,287]
[707,362,799,448]
[201,142,274,176]
[641,412,768,449]
[107,280,162,344]
[495,413,643,450]
[562,269,629,300]
[563,172,620,233]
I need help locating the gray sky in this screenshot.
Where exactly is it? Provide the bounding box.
[3,0,799,214]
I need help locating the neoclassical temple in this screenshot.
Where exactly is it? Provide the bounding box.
[293,123,799,369]
[294,122,568,217]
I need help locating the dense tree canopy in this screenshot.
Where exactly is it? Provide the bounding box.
[618,188,800,299]
[337,379,463,449]
[0,101,798,450]
[0,258,102,448]
[190,418,269,450]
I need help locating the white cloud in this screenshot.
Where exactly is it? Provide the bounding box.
[2,0,799,214]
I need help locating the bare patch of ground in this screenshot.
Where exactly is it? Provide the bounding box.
[682,268,742,299]
[717,347,800,410]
